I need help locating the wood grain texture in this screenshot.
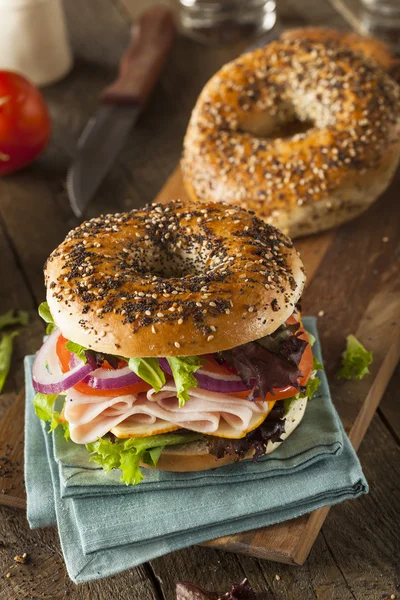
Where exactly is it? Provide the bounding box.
[0,0,399,596]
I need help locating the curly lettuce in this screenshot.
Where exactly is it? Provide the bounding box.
[86,431,202,486]
[337,334,373,380]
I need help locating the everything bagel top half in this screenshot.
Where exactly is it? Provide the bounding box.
[44,200,305,357]
[34,201,319,477]
[182,32,400,238]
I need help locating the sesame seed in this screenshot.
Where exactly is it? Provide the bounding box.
[207,335,214,342]
[174,341,180,348]
[318,310,325,317]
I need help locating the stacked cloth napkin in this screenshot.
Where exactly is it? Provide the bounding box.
[24,318,368,583]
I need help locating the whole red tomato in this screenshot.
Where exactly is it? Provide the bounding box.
[0,71,51,175]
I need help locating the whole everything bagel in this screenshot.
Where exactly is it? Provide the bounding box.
[182,30,400,238]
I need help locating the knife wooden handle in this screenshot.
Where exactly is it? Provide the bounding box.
[101,5,175,106]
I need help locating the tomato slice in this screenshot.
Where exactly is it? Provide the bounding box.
[72,379,151,397]
[55,334,150,397]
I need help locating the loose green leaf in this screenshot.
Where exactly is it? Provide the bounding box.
[86,431,202,486]
[166,356,201,407]
[65,340,88,364]
[0,309,29,331]
[0,331,19,392]
[38,301,57,334]
[337,334,373,380]
[128,357,166,392]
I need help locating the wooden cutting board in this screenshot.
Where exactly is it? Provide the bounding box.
[0,164,399,566]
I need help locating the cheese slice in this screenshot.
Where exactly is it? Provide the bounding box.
[111,419,180,438]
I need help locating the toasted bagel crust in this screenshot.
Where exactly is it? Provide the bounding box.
[281,27,396,72]
[182,35,400,238]
[45,200,305,357]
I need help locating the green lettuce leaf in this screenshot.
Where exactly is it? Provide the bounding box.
[0,309,29,331]
[33,392,70,437]
[0,331,19,392]
[166,356,201,407]
[337,334,373,380]
[38,301,57,334]
[313,355,324,372]
[305,330,316,347]
[65,340,88,364]
[301,375,322,400]
[86,431,202,486]
[128,357,166,392]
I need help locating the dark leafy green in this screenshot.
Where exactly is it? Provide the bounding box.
[221,339,306,401]
[207,403,286,461]
[176,578,255,600]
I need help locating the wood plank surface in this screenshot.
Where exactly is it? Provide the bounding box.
[0,0,399,597]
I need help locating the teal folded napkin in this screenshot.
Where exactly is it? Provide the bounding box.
[24,318,368,583]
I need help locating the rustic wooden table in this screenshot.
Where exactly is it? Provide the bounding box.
[0,0,399,598]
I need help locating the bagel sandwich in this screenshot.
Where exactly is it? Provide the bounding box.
[32,200,322,485]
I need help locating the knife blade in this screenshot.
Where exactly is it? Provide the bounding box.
[67,6,176,218]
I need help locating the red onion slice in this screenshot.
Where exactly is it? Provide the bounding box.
[32,329,96,395]
[69,352,142,390]
[82,366,142,390]
[159,358,251,394]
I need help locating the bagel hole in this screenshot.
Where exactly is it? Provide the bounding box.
[131,244,207,280]
[240,116,313,140]
[269,118,313,139]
